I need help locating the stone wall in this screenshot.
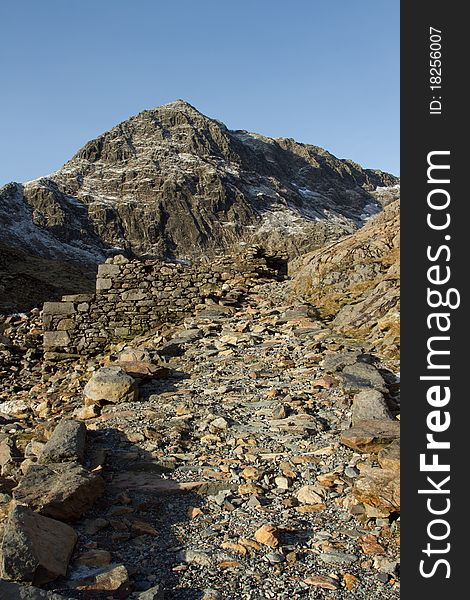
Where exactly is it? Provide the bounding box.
[42,247,286,358]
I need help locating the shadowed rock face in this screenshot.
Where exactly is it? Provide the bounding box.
[0,242,95,313]
[0,100,397,269]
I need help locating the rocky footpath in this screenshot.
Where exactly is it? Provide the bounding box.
[0,275,399,599]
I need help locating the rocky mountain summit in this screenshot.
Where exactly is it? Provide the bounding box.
[1,100,396,306]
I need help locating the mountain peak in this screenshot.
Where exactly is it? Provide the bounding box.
[162,99,198,110]
[0,103,398,279]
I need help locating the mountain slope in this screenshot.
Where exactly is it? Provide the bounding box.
[0,100,397,269]
[290,195,400,357]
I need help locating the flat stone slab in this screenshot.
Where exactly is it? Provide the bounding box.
[97,263,121,278]
[43,331,71,349]
[340,419,400,453]
[13,463,104,521]
[43,302,75,316]
[340,362,387,393]
[61,294,94,302]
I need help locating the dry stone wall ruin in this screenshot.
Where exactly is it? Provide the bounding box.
[42,247,286,358]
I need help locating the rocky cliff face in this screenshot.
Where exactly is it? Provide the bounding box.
[0,100,397,271]
[290,194,400,357]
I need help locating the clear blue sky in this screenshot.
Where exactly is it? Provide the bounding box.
[0,0,399,187]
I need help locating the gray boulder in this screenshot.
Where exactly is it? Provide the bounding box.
[83,366,138,404]
[0,505,77,585]
[39,419,86,464]
[340,362,387,393]
[351,389,392,425]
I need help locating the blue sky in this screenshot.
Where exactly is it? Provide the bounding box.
[0,0,399,186]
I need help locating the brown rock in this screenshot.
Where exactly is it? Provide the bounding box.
[311,375,337,389]
[241,466,261,481]
[238,538,262,551]
[221,542,248,556]
[238,483,263,496]
[254,524,280,548]
[70,563,130,597]
[296,485,323,505]
[304,575,338,590]
[343,573,359,591]
[130,520,158,536]
[75,549,112,567]
[116,361,170,380]
[378,438,400,471]
[340,419,400,453]
[359,534,386,555]
[353,464,400,516]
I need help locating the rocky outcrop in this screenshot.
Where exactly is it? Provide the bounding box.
[0,100,397,311]
[13,462,104,521]
[290,198,399,356]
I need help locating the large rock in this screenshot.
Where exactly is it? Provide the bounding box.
[0,505,77,585]
[353,464,400,516]
[340,362,387,393]
[13,463,104,521]
[340,419,399,453]
[83,367,138,404]
[0,581,74,599]
[351,389,391,425]
[39,419,86,464]
[351,434,400,518]
[68,563,131,597]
